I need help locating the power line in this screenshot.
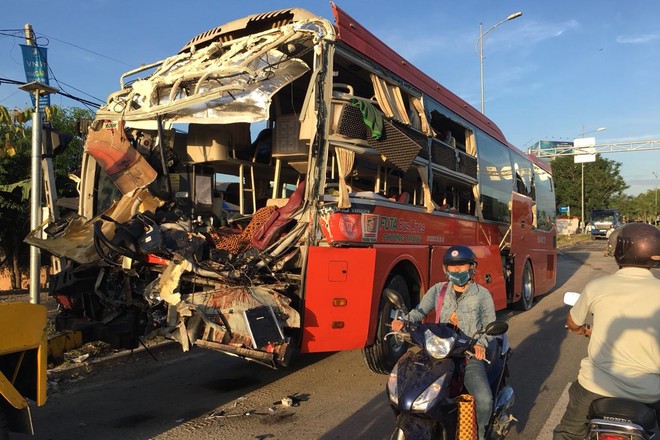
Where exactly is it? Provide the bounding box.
[0,76,100,109]
[36,32,132,67]
[1,27,128,110]
[1,28,131,67]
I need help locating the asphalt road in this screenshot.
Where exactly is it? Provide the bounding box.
[15,240,642,440]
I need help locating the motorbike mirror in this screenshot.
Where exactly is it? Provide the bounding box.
[484,321,508,336]
[383,288,409,314]
[563,291,581,306]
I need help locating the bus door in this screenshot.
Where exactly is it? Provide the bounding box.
[508,192,536,301]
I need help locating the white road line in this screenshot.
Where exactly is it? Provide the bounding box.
[536,382,571,440]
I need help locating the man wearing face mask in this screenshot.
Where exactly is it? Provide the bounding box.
[391,245,496,440]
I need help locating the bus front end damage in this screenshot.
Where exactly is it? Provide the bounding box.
[26,9,334,368]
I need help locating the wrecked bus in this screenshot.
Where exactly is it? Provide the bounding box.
[27,4,556,373]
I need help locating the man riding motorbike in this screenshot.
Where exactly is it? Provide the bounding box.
[392,245,497,440]
[553,222,660,439]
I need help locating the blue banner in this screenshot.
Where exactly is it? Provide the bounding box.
[20,44,51,107]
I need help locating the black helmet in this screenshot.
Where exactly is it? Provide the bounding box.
[614,223,660,268]
[443,245,477,266]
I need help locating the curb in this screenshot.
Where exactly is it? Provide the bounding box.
[48,339,181,381]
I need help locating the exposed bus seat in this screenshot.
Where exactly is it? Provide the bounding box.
[184,123,252,163]
[251,128,272,164]
[273,115,309,173]
[391,191,410,204]
[251,181,305,251]
[222,182,241,207]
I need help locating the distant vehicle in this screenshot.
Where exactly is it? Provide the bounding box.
[589,209,622,239]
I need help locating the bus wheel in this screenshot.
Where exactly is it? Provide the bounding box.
[362,274,410,374]
[514,260,534,311]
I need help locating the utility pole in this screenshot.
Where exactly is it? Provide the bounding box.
[25,24,42,305]
[19,24,57,304]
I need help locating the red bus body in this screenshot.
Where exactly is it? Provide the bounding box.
[30,4,556,370]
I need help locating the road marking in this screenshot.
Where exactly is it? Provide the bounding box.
[536,382,571,440]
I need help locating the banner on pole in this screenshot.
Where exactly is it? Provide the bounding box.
[20,44,51,108]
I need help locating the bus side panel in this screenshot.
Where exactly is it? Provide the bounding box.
[363,245,431,345]
[301,246,378,353]
[530,233,557,295]
[510,193,557,299]
[475,245,507,310]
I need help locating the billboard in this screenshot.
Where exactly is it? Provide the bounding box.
[529,140,574,159]
[573,137,596,163]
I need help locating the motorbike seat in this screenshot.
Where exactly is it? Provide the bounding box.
[588,397,657,432]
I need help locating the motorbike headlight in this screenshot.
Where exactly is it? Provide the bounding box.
[412,373,447,411]
[387,363,398,405]
[424,329,455,359]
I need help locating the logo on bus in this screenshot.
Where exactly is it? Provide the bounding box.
[339,215,359,240]
[362,214,378,242]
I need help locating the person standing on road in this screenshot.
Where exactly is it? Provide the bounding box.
[602,226,621,257]
[391,245,496,440]
[553,222,660,440]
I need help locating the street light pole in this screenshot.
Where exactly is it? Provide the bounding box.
[577,126,606,233]
[476,12,523,114]
[581,162,585,232]
[653,171,658,225]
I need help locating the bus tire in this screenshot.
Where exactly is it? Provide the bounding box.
[514,260,534,311]
[362,274,410,374]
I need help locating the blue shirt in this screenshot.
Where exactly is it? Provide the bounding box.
[406,281,497,348]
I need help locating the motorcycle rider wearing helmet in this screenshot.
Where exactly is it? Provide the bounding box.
[553,222,660,440]
[392,245,497,440]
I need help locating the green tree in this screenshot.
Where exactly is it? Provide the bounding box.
[610,189,658,223]
[551,155,628,222]
[610,193,636,222]
[47,106,94,198]
[0,105,92,289]
[0,106,32,288]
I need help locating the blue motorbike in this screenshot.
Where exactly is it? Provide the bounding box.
[383,289,516,440]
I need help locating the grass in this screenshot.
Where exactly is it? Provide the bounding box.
[557,233,592,248]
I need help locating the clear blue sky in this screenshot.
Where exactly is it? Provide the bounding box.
[2,0,659,195]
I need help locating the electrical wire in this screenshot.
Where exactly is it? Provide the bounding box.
[0,76,101,109]
[35,32,132,67]
[0,28,131,110]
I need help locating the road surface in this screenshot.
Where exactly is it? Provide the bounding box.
[15,240,644,440]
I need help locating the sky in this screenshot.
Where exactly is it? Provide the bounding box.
[2,0,660,196]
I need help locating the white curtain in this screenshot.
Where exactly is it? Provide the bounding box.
[465,129,476,156]
[370,74,411,125]
[472,184,483,220]
[416,166,439,213]
[335,147,355,209]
